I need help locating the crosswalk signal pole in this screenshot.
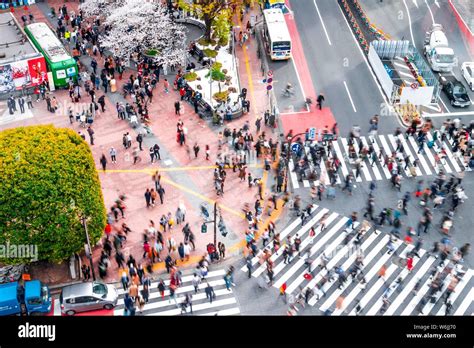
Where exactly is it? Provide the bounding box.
[213,201,217,246]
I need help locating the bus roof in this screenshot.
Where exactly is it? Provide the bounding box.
[263,9,291,43]
[25,22,72,63]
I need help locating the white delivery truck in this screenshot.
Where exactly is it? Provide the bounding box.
[423,24,457,73]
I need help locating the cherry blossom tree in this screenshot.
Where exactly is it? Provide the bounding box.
[79,0,122,18]
[98,0,187,66]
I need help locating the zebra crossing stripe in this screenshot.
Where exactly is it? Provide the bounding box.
[347,245,425,315]
[396,134,423,176]
[271,213,339,291]
[318,157,332,185]
[400,264,451,315]
[332,142,350,178]
[351,138,373,182]
[240,205,319,272]
[425,133,452,174]
[419,273,455,316]
[453,288,474,315]
[145,297,238,316]
[383,255,437,315]
[360,136,383,181]
[436,270,473,315]
[116,269,226,296]
[261,209,331,279]
[387,134,411,177]
[370,138,391,179]
[202,307,241,316]
[340,138,363,182]
[284,217,350,294]
[306,224,380,307]
[362,248,423,316]
[319,234,393,312]
[288,160,300,189]
[114,278,228,315]
[435,136,463,173]
[406,136,432,176]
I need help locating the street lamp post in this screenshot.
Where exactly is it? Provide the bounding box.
[80,216,96,281]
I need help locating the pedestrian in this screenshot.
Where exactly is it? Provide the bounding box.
[164,78,169,93]
[205,282,215,303]
[153,143,161,160]
[121,271,129,291]
[205,145,210,160]
[246,256,252,278]
[157,185,165,204]
[378,264,387,279]
[317,94,325,110]
[100,154,107,172]
[174,100,181,115]
[81,264,91,281]
[136,133,143,151]
[109,147,117,163]
[87,126,95,145]
[193,143,200,158]
[218,242,226,259]
[157,279,166,299]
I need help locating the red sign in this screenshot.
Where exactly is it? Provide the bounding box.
[27,57,48,87]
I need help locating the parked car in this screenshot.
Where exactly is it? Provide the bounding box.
[440,74,471,107]
[60,281,118,316]
[461,62,474,91]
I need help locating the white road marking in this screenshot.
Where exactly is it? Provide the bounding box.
[404,0,417,48]
[313,0,332,46]
[423,110,474,117]
[434,0,440,8]
[343,81,357,112]
[336,4,390,108]
[439,97,452,114]
[412,0,419,8]
[453,288,474,315]
[424,0,435,25]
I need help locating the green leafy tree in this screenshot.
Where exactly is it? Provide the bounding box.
[0,125,107,264]
[179,0,242,42]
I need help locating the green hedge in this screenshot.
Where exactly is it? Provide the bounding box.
[0,125,107,264]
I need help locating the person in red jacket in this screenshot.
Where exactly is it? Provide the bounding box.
[407,256,414,272]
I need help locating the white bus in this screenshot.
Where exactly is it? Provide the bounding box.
[262,8,292,60]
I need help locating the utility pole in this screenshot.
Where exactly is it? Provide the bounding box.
[81,216,96,281]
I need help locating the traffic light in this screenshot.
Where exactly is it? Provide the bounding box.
[218,219,227,237]
[201,223,207,234]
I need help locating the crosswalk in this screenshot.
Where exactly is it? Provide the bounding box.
[241,205,474,316]
[114,268,240,316]
[289,133,469,189]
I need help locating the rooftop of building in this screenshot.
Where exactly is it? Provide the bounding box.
[0,12,39,65]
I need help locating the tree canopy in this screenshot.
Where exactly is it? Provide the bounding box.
[98,0,187,66]
[0,125,106,263]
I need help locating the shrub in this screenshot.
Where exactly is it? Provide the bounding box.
[203,48,218,58]
[0,125,107,263]
[213,90,230,102]
[184,71,198,82]
[197,37,217,46]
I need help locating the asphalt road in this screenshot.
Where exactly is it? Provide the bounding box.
[287,0,400,136]
[360,0,474,114]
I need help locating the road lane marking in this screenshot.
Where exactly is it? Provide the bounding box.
[403,0,417,48]
[343,81,357,112]
[424,0,435,24]
[336,3,390,108]
[439,97,452,114]
[313,0,332,46]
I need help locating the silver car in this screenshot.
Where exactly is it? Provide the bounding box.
[60,281,118,315]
